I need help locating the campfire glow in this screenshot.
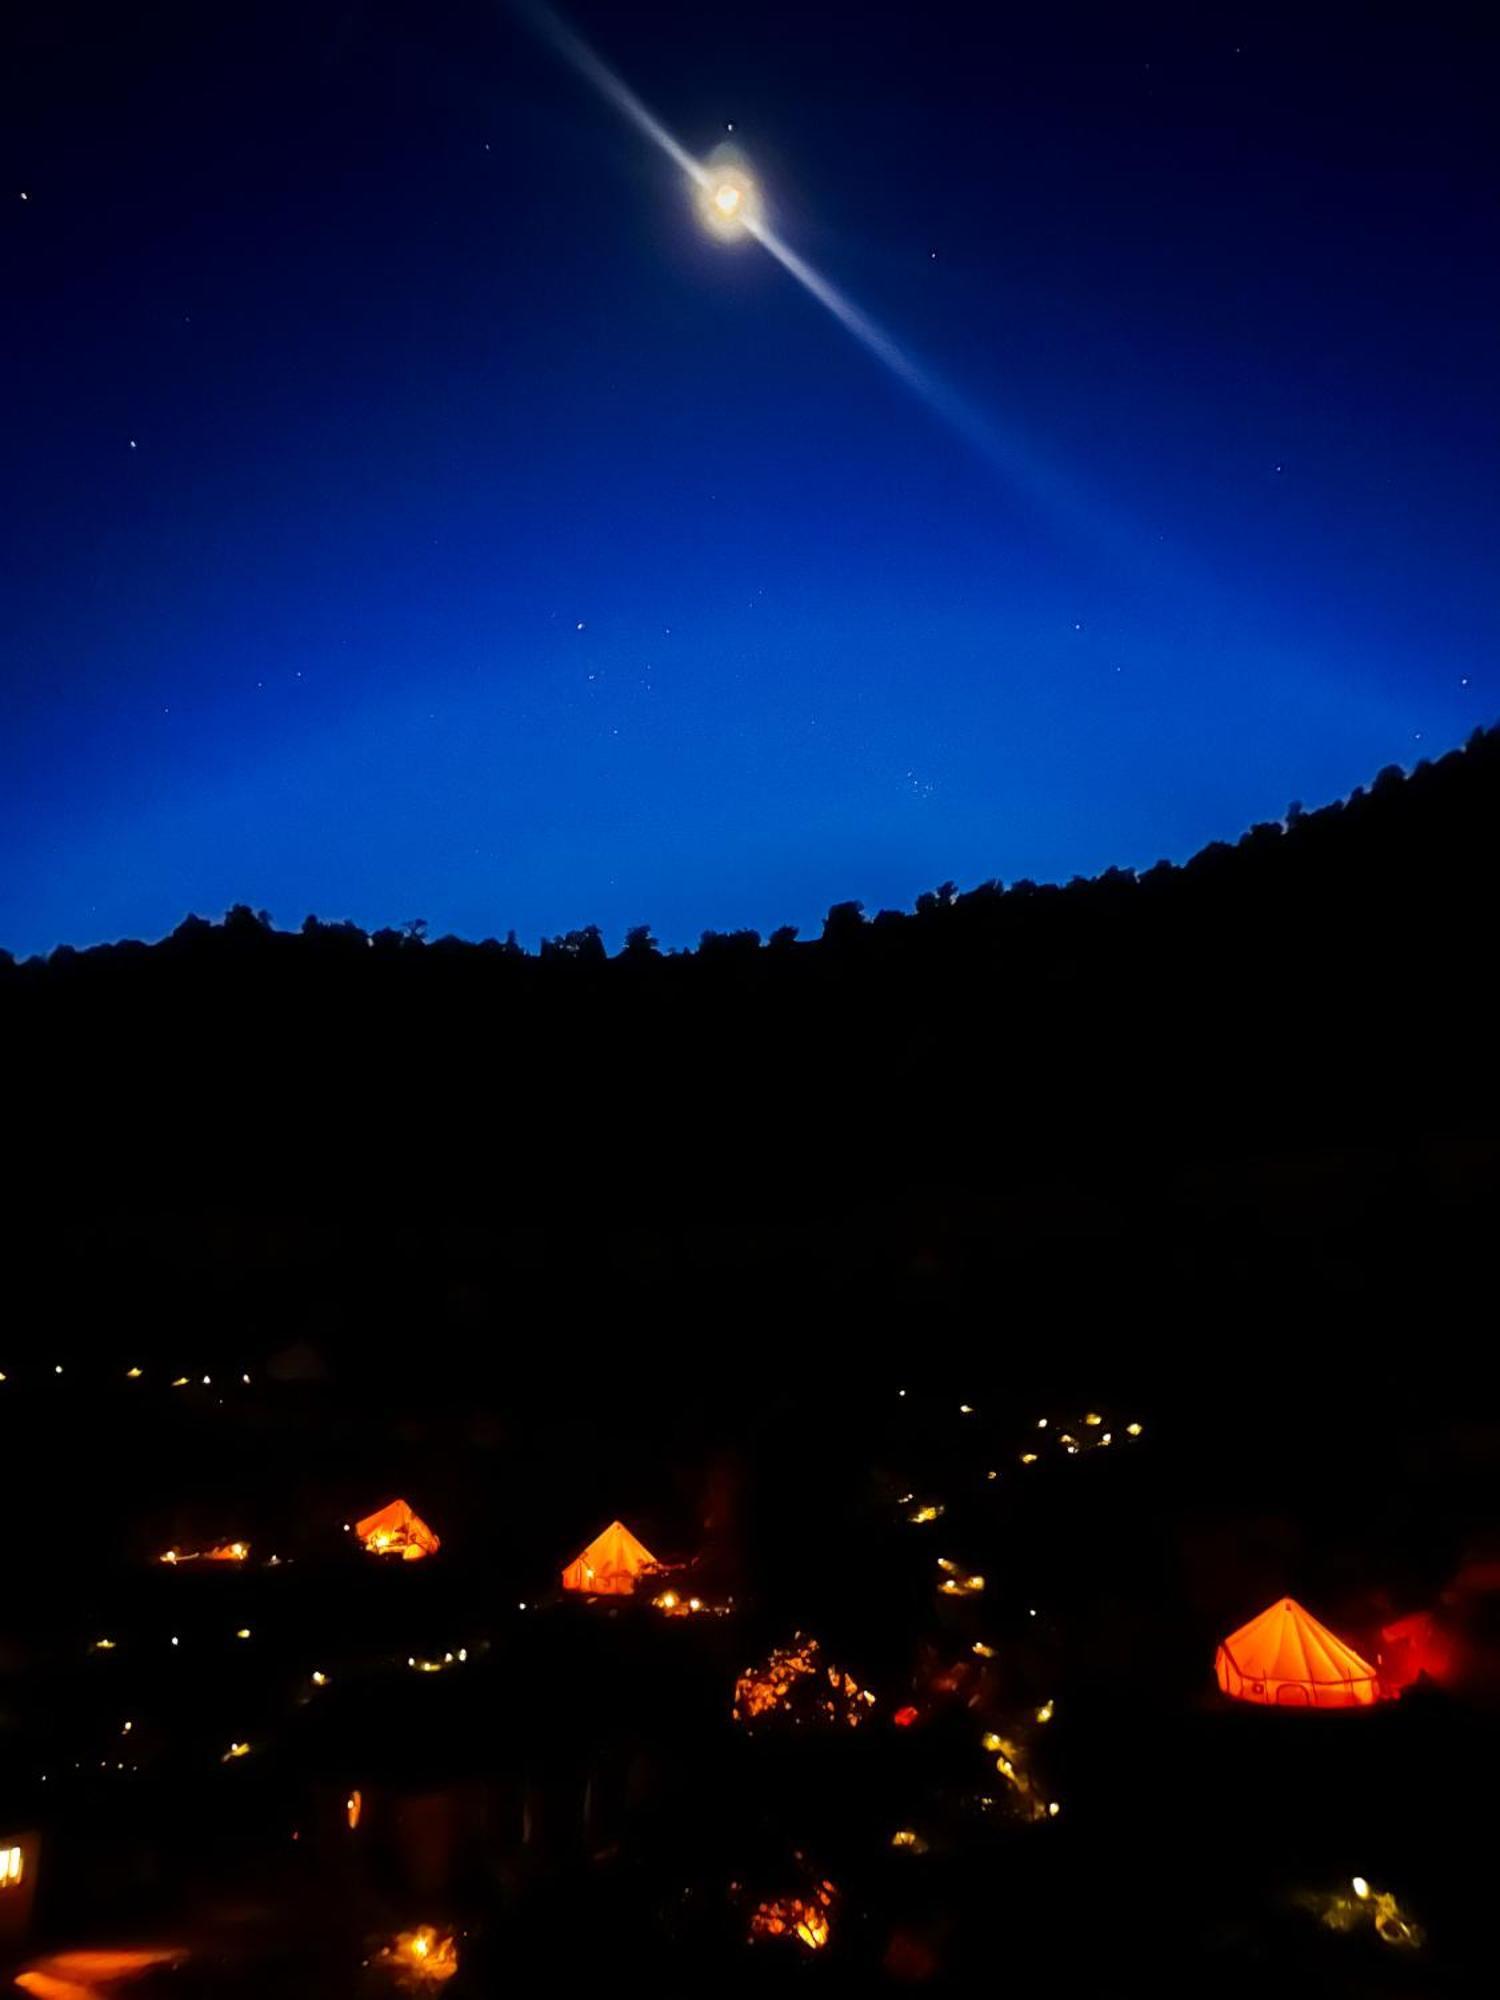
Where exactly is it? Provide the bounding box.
[749,1883,836,1951]
[374,1926,460,1984]
[734,1638,875,1728]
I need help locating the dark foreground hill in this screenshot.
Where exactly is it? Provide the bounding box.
[3,727,1498,1366]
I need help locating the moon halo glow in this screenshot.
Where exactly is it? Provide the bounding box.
[697,150,760,239]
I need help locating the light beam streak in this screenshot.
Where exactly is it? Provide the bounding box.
[518,3,1168,574]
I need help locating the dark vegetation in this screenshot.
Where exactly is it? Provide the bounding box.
[2,732,1498,1993]
[4,725,1498,1321]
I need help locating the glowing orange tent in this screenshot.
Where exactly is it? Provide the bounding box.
[1215,1597,1380,1708]
[355,1499,440,1561]
[561,1520,658,1595]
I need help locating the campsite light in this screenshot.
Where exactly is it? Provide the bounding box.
[121,1720,132,1733]
[689,1598,703,1613]
[311,1671,328,1687]
[222,1741,250,1761]
[377,1927,458,1983]
[202,1376,210,1385]
[1126,1422,1142,1436]
[972,1641,995,1658]
[1020,1453,1038,1465]
[890,1829,927,1851]
[170,1636,179,1647]
[1352,1878,1370,1900]
[55,1365,63,1374]
[981,1732,1003,1752]
[908,1503,943,1523]
[986,1469,998,1480]
[1084,1412,1102,1426]
[1048,1801,1061,1817]
[1037,1417,1048,1428]
[93,1638,116,1651]
[1036,1699,1054,1723]
[171,1377,188,1387]
[346,1790,362,1830]
[235,1628,251,1640]
[126,1366,142,1378]
[959,1404,974,1414]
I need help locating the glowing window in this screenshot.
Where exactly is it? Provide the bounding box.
[0,1845,23,1886]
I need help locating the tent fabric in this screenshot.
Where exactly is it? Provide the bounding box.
[561,1520,659,1595]
[355,1498,440,1560]
[1215,1597,1380,1708]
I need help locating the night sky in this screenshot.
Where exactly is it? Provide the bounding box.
[4,1,1496,957]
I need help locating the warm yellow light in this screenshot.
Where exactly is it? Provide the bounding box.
[981,1731,1003,1752]
[93,1637,116,1651]
[1084,1412,1102,1426]
[379,1927,458,1983]
[127,1366,142,1378]
[698,160,760,239]
[1036,1699,1054,1723]
[235,1628,251,1640]
[311,1670,328,1686]
[972,1641,995,1658]
[346,1789,362,1829]
[222,1741,250,1761]
[1352,1876,1370,1900]
[1048,1800,1061,1817]
[1126,1421,1143,1436]
[1020,1452,1038,1465]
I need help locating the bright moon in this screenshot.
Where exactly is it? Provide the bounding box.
[697,153,760,239]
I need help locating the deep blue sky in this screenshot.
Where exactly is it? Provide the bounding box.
[4,1,1496,956]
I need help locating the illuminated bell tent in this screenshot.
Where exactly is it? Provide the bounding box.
[560,1520,659,1595]
[1215,1597,1381,1708]
[355,1499,440,1561]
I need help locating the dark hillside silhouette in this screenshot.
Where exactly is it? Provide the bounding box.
[4,727,1498,1335]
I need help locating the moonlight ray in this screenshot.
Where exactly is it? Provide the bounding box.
[517,3,1161,570]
